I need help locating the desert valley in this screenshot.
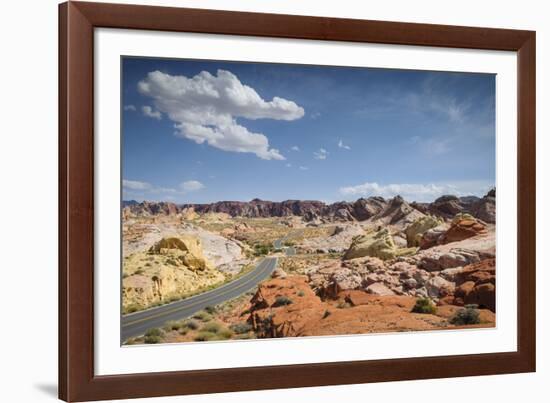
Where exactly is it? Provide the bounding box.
[121,189,496,345]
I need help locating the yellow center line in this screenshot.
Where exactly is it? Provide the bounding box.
[122,258,276,328]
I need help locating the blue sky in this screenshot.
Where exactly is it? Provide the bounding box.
[122,57,495,203]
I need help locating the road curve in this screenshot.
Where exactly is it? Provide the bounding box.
[121,257,278,342]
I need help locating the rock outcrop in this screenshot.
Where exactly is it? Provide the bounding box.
[123,236,225,312]
[404,215,444,247]
[343,228,416,261]
[439,213,487,244]
[248,276,495,338]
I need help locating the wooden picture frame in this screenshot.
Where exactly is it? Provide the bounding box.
[59,1,536,401]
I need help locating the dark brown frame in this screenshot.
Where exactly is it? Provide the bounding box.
[59,1,536,401]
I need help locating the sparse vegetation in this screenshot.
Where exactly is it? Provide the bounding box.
[411,297,437,314]
[184,319,200,330]
[193,311,212,322]
[273,296,293,307]
[322,309,331,319]
[230,322,253,334]
[253,243,273,256]
[143,328,164,344]
[194,322,233,341]
[297,290,305,297]
[450,304,481,325]
[204,305,217,314]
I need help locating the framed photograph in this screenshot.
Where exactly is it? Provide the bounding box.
[59,1,536,401]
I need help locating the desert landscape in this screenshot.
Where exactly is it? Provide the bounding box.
[121,189,496,345]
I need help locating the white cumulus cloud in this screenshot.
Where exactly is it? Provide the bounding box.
[142,105,162,120]
[339,181,494,202]
[338,139,351,150]
[291,146,300,151]
[138,69,304,160]
[313,148,328,160]
[123,179,152,191]
[124,104,136,111]
[180,180,205,192]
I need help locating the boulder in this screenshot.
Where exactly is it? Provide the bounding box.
[149,236,211,271]
[439,213,487,244]
[404,215,443,247]
[365,282,396,296]
[465,283,496,312]
[426,276,456,298]
[343,228,416,261]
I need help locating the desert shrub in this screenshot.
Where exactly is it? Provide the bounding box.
[194,331,217,342]
[217,328,233,340]
[230,322,253,334]
[201,322,222,334]
[163,320,185,332]
[134,269,145,275]
[297,290,305,297]
[178,328,188,336]
[253,243,272,256]
[143,328,164,344]
[412,297,437,314]
[122,273,129,279]
[204,305,217,314]
[124,304,143,314]
[235,333,253,340]
[193,311,212,322]
[124,337,137,345]
[322,310,331,319]
[184,319,200,330]
[273,296,293,307]
[450,304,481,325]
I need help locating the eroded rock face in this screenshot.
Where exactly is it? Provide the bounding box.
[405,215,444,247]
[343,228,416,261]
[122,235,225,311]
[439,213,487,244]
[248,277,495,338]
[302,223,364,254]
[451,258,496,311]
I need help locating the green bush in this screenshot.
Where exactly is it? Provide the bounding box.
[204,305,217,314]
[194,331,217,342]
[201,322,222,334]
[230,322,253,334]
[184,319,200,330]
[411,297,437,314]
[143,328,164,344]
[297,290,305,297]
[193,311,212,322]
[163,320,184,332]
[450,304,481,325]
[217,328,233,340]
[124,304,143,314]
[273,296,293,307]
[194,323,233,341]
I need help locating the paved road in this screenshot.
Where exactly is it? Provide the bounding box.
[273,236,296,256]
[121,257,278,341]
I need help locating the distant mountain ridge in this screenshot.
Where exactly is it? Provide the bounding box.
[123,188,495,223]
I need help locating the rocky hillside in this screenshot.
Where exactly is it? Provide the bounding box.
[123,188,495,223]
